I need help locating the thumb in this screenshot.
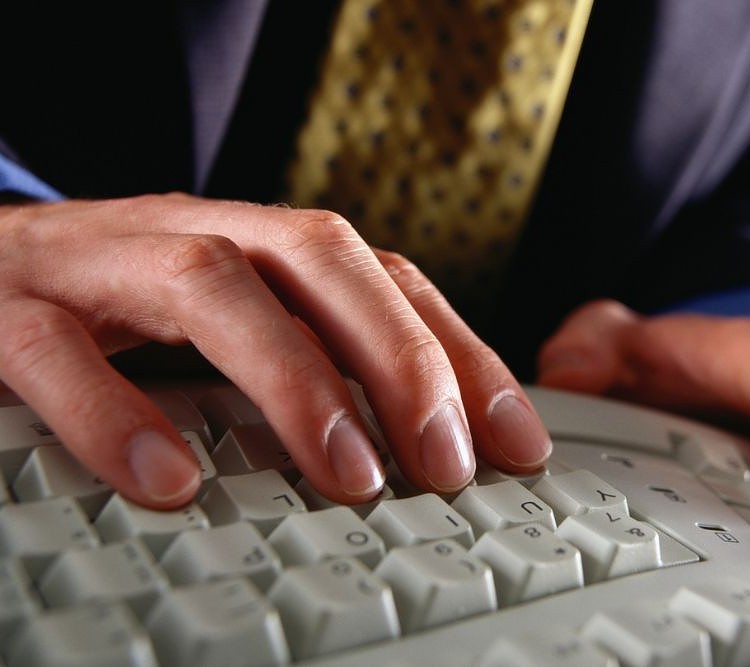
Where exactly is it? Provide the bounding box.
[537,298,750,421]
[536,299,637,395]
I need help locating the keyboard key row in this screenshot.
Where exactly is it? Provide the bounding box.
[474,574,750,667]
[0,481,702,664]
[1,466,700,588]
[7,569,750,666]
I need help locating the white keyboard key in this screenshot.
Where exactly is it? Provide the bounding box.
[699,476,750,509]
[95,493,209,557]
[582,601,712,667]
[0,496,99,579]
[268,557,399,660]
[196,384,265,441]
[642,523,700,569]
[382,458,422,498]
[673,435,750,483]
[452,480,557,538]
[470,523,583,605]
[472,457,552,487]
[181,431,217,495]
[556,513,661,583]
[374,539,496,633]
[5,600,157,667]
[294,477,396,518]
[477,627,619,667]
[210,423,300,482]
[366,494,475,548]
[0,557,40,643]
[525,385,678,455]
[148,390,214,451]
[39,538,169,619]
[159,522,282,592]
[146,578,290,667]
[669,577,750,667]
[268,505,386,568]
[200,470,307,536]
[199,378,394,488]
[0,470,10,507]
[0,404,59,479]
[531,470,630,523]
[12,445,112,518]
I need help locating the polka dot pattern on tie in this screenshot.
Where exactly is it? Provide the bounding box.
[286,0,592,292]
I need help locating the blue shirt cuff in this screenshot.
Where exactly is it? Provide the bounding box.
[661,287,750,317]
[0,154,65,201]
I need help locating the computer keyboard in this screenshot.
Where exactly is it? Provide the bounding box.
[2,380,750,666]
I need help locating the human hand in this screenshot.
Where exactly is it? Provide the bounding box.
[537,298,750,421]
[0,194,551,509]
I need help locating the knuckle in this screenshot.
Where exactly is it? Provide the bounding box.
[158,236,251,314]
[135,191,192,208]
[386,328,453,388]
[280,209,361,255]
[271,209,380,281]
[452,340,494,379]
[579,298,633,321]
[161,191,194,204]
[453,340,514,389]
[296,209,353,240]
[377,251,437,302]
[380,250,422,281]
[160,234,245,283]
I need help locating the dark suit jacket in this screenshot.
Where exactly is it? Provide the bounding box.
[2,1,750,379]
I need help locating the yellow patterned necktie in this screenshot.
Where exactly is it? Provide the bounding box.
[286,0,593,296]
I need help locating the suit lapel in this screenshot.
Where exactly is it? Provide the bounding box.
[640,1,750,233]
[178,0,270,193]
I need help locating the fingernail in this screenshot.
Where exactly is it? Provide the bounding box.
[419,404,475,492]
[327,416,385,497]
[129,431,201,502]
[489,394,552,467]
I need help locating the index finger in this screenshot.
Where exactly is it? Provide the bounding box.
[161,198,477,493]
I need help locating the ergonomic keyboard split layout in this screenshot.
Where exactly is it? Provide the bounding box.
[2,379,750,666]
